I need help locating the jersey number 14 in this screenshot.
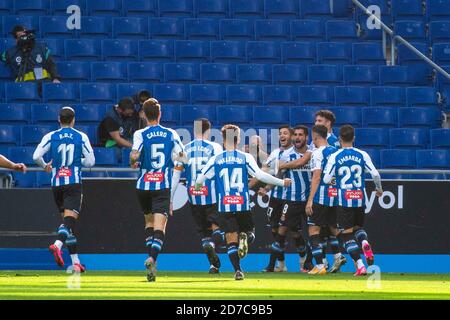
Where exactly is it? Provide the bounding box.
[219,168,244,192]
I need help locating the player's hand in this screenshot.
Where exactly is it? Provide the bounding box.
[44,160,53,173]
[278,161,286,170]
[283,178,292,187]
[258,187,267,196]
[130,161,140,169]
[12,163,27,173]
[194,183,202,191]
[305,200,313,216]
[376,189,383,197]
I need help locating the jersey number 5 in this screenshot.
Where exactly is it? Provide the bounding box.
[57,144,74,167]
[151,144,165,169]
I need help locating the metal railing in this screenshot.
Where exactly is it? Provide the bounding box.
[352,0,450,81]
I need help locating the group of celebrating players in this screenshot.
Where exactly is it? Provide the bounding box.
[6,97,383,282]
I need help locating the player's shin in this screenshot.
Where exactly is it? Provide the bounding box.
[227,242,241,272]
[56,216,76,247]
[310,234,325,267]
[150,230,165,262]
[340,232,364,269]
[144,227,154,256]
[66,234,79,265]
[212,229,225,247]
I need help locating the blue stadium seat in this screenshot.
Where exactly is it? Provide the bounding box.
[79,16,112,38]
[308,64,343,85]
[264,0,299,19]
[272,64,307,85]
[123,0,156,17]
[429,21,450,44]
[13,172,37,188]
[65,39,101,61]
[31,103,61,124]
[289,106,322,125]
[431,128,450,149]
[102,39,138,61]
[160,104,180,126]
[263,85,298,106]
[153,84,189,104]
[194,0,228,18]
[149,18,184,39]
[354,128,389,148]
[5,83,40,103]
[398,42,429,64]
[380,149,416,168]
[21,125,56,145]
[237,64,271,84]
[290,20,324,42]
[128,62,162,82]
[41,39,65,61]
[159,0,193,17]
[0,125,20,146]
[40,16,76,38]
[229,0,264,19]
[91,62,127,82]
[113,17,148,39]
[344,65,378,86]
[180,105,217,125]
[56,62,90,82]
[94,148,118,166]
[200,63,235,83]
[362,107,398,128]
[219,19,253,40]
[42,83,79,103]
[352,43,386,64]
[390,128,429,149]
[398,107,441,128]
[139,40,174,62]
[363,149,381,168]
[298,86,334,106]
[406,87,438,107]
[116,83,153,100]
[185,18,218,40]
[217,105,253,126]
[0,81,4,100]
[210,40,245,62]
[9,146,38,165]
[36,171,52,187]
[190,84,225,104]
[301,0,332,20]
[226,85,262,105]
[281,42,316,64]
[14,0,48,15]
[0,0,13,15]
[335,86,370,106]
[50,0,85,15]
[326,20,358,42]
[2,16,39,37]
[0,63,11,80]
[317,42,351,65]
[432,43,450,64]
[72,105,106,124]
[175,40,210,62]
[80,83,116,103]
[428,0,450,21]
[254,106,289,126]
[416,150,449,169]
[394,21,427,42]
[0,103,29,124]
[329,107,362,127]
[370,87,406,107]
[254,19,289,41]
[247,41,280,63]
[391,0,424,21]
[379,66,412,86]
[87,0,121,16]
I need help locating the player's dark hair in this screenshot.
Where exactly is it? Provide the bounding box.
[118,97,135,111]
[143,98,161,121]
[11,25,26,38]
[340,125,355,143]
[221,124,240,145]
[59,107,75,125]
[315,110,336,126]
[279,124,294,135]
[293,125,309,136]
[194,118,211,136]
[137,90,151,105]
[312,125,328,139]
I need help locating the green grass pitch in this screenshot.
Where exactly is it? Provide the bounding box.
[0,271,448,300]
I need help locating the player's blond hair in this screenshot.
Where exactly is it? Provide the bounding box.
[221,124,241,146]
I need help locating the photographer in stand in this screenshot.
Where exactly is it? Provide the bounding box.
[1,25,60,91]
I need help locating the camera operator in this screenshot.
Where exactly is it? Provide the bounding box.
[1,25,60,84]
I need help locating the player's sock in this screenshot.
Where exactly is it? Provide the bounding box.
[144,227,154,256]
[54,240,64,250]
[294,236,307,257]
[354,229,369,247]
[356,259,365,269]
[57,216,76,243]
[328,236,340,255]
[212,229,225,247]
[247,231,255,244]
[150,230,165,262]
[340,233,361,262]
[66,234,79,265]
[227,243,241,272]
[310,234,324,265]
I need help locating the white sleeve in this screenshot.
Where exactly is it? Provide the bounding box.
[196,155,216,185]
[212,142,223,155]
[81,133,95,167]
[132,130,144,152]
[171,168,182,201]
[265,149,278,167]
[362,151,382,190]
[170,130,187,163]
[33,133,52,168]
[246,153,285,187]
[323,152,337,184]
[310,149,323,172]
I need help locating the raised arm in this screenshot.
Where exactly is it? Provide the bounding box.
[246,154,289,187]
[323,152,337,185]
[279,151,312,170]
[81,134,95,168]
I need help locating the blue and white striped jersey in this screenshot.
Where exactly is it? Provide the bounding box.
[309,132,340,150]
[33,127,95,187]
[265,148,288,200]
[310,145,338,206]
[280,146,312,202]
[323,147,379,208]
[182,139,223,205]
[132,124,185,191]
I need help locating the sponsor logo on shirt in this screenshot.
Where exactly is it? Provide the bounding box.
[189,186,208,196]
[223,195,244,205]
[144,172,164,183]
[56,168,72,178]
[345,190,363,200]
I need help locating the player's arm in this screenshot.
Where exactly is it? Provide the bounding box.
[306,151,323,216]
[130,130,143,168]
[170,162,184,201]
[33,133,52,172]
[323,153,337,185]
[278,151,312,170]
[104,118,132,148]
[363,152,383,197]
[0,154,27,172]
[81,134,95,167]
[195,156,216,188]
[170,130,188,164]
[246,154,291,187]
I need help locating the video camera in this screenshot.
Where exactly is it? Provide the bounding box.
[17,30,36,52]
